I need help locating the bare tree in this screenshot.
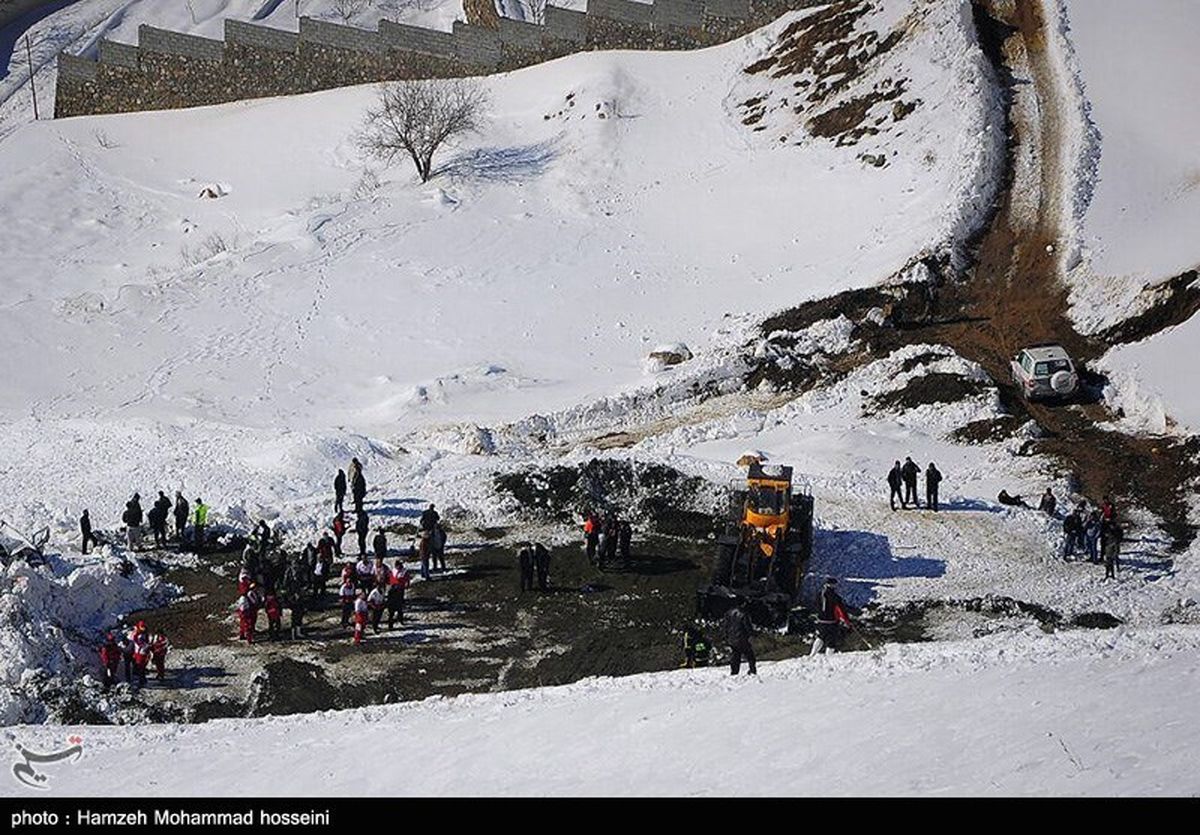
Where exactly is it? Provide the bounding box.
[330,0,371,22]
[358,78,489,183]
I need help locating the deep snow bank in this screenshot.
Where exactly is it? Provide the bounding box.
[6,626,1199,796]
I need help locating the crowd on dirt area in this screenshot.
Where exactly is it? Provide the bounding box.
[75,447,1129,689]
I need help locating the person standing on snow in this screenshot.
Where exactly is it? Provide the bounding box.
[925,463,943,512]
[128,621,150,688]
[372,528,388,563]
[583,510,600,563]
[723,601,756,675]
[339,575,356,628]
[901,457,920,509]
[80,509,97,555]
[618,520,633,568]
[351,468,367,515]
[149,632,169,682]
[367,585,386,633]
[683,625,711,669]
[1084,509,1102,563]
[331,514,346,557]
[534,542,551,591]
[123,493,144,551]
[192,498,208,552]
[887,462,903,511]
[151,492,172,547]
[811,577,852,655]
[1038,488,1057,516]
[1102,517,1123,580]
[387,560,410,628]
[173,493,189,542]
[264,591,283,641]
[352,590,369,646]
[99,632,121,690]
[334,469,347,516]
[517,544,535,593]
[355,510,369,558]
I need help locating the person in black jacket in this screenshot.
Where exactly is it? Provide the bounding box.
[723,601,756,675]
[372,528,388,562]
[355,510,369,557]
[901,457,920,508]
[80,509,97,554]
[351,470,367,514]
[617,521,632,567]
[419,504,440,533]
[887,461,903,511]
[533,542,551,591]
[925,463,943,512]
[333,469,347,515]
[517,544,535,593]
[173,492,189,541]
[811,577,850,655]
[122,494,143,551]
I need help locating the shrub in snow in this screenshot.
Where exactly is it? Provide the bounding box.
[645,343,693,372]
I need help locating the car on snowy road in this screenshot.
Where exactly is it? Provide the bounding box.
[1010,344,1080,402]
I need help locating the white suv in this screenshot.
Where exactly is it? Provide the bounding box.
[1011,344,1080,401]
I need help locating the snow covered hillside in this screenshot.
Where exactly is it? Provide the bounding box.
[0,1,999,539]
[1053,0,1200,435]
[7,626,1200,796]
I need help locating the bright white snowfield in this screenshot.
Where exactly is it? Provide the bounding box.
[1,0,1199,797]
[7,628,1200,796]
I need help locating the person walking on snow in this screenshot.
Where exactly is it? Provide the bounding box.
[925,463,942,512]
[887,462,903,511]
[352,590,369,646]
[173,493,189,541]
[901,457,920,509]
[355,510,369,558]
[334,469,347,515]
[80,509,97,555]
[811,577,852,655]
[723,601,756,675]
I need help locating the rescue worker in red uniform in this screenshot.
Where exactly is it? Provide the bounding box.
[149,632,169,681]
[99,632,121,690]
[352,590,369,646]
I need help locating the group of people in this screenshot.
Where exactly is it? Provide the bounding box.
[98,620,169,690]
[997,487,1125,578]
[82,492,209,554]
[886,457,942,511]
[582,509,633,569]
[516,542,552,592]
[1058,493,1123,578]
[682,578,855,676]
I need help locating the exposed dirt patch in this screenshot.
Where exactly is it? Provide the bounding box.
[1097,270,1200,346]
[494,458,728,538]
[866,372,991,416]
[951,414,1026,444]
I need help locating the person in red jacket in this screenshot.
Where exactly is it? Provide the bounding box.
[331,514,346,557]
[387,560,410,628]
[339,577,356,627]
[352,590,369,646]
[99,632,121,690]
[149,632,169,681]
[237,566,252,597]
[128,621,151,687]
[811,577,852,655]
[264,592,283,641]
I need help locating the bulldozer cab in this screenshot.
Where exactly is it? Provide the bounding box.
[744,463,793,540]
